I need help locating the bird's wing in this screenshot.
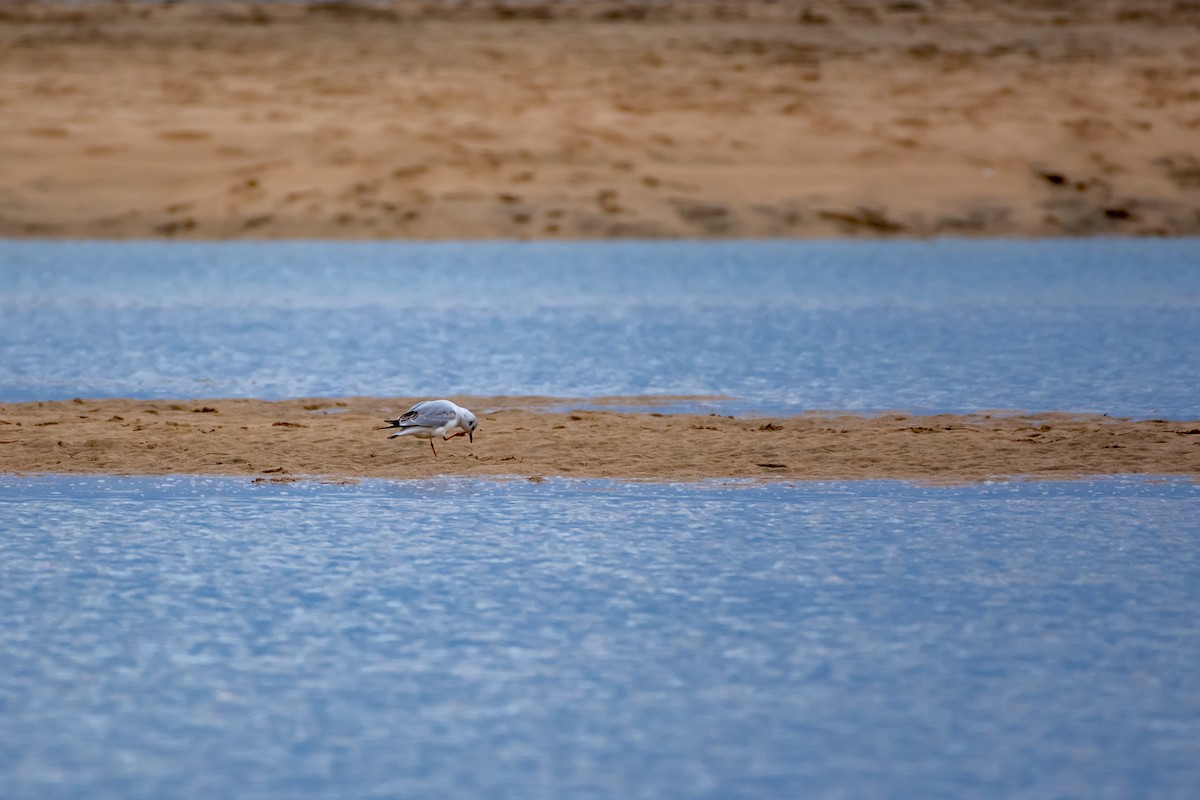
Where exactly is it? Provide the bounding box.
[385,399,432,425]
[383,405,416,427]
[398,400,457,428]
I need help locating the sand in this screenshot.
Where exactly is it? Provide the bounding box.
[1,397,1197,483]
[1,0,1198,240]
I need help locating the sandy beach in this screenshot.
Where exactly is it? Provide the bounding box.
[1,397,1197,482]
[1,0,1198,240]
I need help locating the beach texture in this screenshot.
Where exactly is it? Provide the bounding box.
[1,0,1198,239]
[2,398,1198,482]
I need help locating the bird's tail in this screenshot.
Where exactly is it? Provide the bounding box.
[378,419,402,430]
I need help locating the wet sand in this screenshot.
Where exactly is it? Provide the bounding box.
[2,397,1197,483]
[1,0,1198,240]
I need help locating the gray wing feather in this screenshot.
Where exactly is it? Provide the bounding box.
[400,400,457,428]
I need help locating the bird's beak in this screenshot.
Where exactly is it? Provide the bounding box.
[468,431,473,443]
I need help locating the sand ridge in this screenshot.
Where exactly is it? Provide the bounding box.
[1,0,1198,240]
[1,397,1197,483]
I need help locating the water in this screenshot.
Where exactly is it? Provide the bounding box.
[1,475,1198,800]
[2,239,1199,416]
[3,239,1200,798]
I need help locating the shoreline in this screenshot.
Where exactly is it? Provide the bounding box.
[3,397,1198,483]
[2,1,1198,240]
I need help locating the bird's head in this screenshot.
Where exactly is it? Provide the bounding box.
[463,411,478,443]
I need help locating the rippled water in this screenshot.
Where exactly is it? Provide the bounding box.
[2,239,1198,416]
[3,240,1200,798]
[1,475,1198,800]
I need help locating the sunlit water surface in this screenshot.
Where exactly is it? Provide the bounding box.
[2,239,1198,416]
[3,240,1199,798]
[2,475,1198,800]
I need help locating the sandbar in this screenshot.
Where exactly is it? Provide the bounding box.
[2,397,1197,483]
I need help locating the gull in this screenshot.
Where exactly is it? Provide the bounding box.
[381,399,478,456]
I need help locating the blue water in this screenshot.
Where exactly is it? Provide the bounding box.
[3,239,1200,798]
[1,475,1198,800]
[2,239,1198,416]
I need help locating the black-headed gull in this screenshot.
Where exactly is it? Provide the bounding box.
[381,399,478,456]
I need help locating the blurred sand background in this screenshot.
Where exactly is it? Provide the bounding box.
[2,398,1198,481]
[2,0,1199,240]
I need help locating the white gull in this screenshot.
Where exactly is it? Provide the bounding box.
[381,399,478,456]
